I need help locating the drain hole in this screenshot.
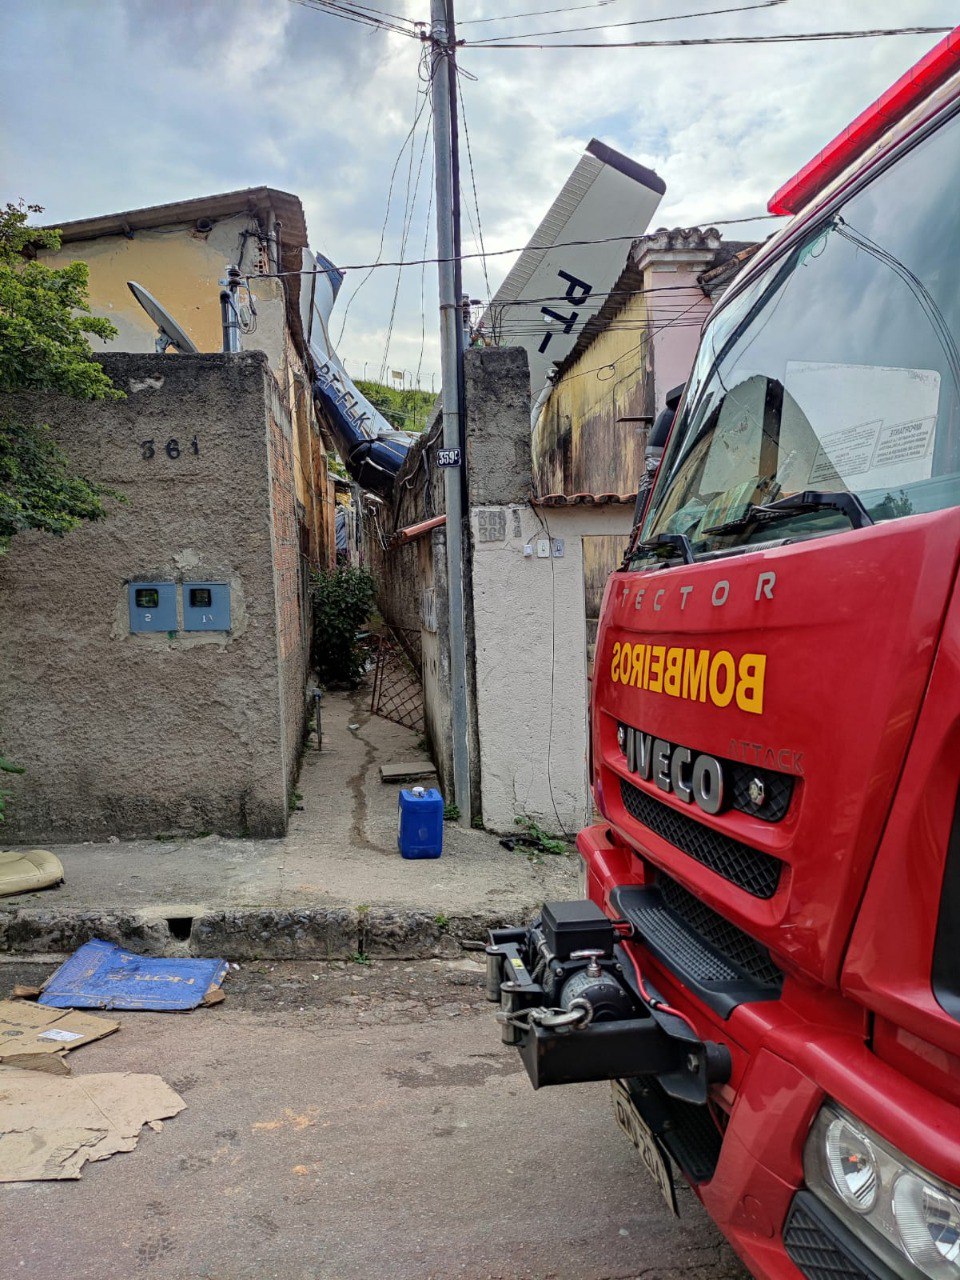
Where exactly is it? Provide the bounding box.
[166,916,194,942]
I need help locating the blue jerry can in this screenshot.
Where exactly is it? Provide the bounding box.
[398,787,444,859]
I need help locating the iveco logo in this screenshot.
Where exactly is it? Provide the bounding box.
[619,724,725,815]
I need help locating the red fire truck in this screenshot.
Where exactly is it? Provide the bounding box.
[487,28,960,1280]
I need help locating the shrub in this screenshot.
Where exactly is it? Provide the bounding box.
[310,566,376,687]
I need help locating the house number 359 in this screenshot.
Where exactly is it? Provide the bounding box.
[140,436,200,460]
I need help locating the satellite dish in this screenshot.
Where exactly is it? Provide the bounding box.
[127,281,199,355]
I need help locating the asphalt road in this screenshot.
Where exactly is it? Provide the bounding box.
[1,958,748,1280]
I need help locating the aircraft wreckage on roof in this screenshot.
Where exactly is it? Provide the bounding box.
[303,137,664,497]
[299,248,416,498]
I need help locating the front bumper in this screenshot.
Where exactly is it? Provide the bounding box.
[490,823,960,1280]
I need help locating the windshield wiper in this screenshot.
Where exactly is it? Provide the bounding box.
[631,532,695,564]
[704,489,874,537]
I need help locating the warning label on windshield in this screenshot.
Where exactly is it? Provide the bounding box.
[809,420,880,484]
[872,417,936,469]
[786,362,940,493]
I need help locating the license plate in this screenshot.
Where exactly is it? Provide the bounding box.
[611,1081,678,1215]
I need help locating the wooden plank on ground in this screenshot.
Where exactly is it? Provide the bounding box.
[379,762,437,784]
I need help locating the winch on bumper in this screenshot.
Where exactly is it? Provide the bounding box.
[487,900,730,1101]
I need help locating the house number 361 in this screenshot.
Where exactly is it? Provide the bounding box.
[140,436,200,460]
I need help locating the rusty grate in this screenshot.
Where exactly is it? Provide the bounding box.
[370,629,424,732]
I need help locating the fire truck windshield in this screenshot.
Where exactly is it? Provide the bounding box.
[637,103,960,565]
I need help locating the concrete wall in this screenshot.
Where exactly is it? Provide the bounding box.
[470,502,632,835]
[39,215,332,571]
[0,352,305,841]
[461,346,637,833]
[360,409,454,794]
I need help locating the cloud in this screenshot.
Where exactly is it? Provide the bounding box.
[1,0,955,383]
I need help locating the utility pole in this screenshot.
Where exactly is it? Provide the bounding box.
[428,0,472,825]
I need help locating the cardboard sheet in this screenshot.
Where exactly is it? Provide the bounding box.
[0,1067,185,1181]
[0,1001,119,1074]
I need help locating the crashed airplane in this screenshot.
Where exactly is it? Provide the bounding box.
[306,138,664,496]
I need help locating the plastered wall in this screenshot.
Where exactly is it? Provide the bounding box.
[0,352,305,841]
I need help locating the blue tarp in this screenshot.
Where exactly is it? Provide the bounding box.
[38,939,229,1012]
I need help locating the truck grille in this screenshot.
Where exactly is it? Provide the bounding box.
[619,778,784,898]
[657,874,782,989]
[785,1193,892,1280]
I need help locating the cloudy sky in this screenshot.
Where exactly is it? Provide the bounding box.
[2,0,956,384]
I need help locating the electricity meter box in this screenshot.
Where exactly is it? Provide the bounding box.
[128,582,177,633]
[182,582,230,631]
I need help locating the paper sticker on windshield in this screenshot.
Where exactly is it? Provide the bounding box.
[808,420,882,484]
[786,361,940,492]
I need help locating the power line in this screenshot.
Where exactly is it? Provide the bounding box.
[287,0,419,37]
[335,73,433,346]
[458,1,620,24]
[379,74,435,382]
[467,0,788,45]
[456,69,492,304]
[258,214,783,286]
[415,143,436,395]
[464,24,953,49]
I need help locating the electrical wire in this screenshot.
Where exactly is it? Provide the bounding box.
[458,1,620,24]
[251,214,783,286]
[335,68,434,346]
[287,0,419,38]
[620,942,699,1035]
[542,296,711,385]
[456,69,493,309]
[524,501,572,839]
[414,144,436,402]
[469,0,788,45]
[464,24,953,49]
[379,59,435,382]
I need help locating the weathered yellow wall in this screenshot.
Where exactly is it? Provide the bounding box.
[39,215,283,356]
[40,216,329,566]
[533,289,652,500]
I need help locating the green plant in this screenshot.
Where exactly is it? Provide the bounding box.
[350,951,371,966]
[434,912,450,929]
[514,816,568,857]
[309,565,376,688]
[443,803,460,822]
[0,201,123,554]
[471,815,484,830]
[288,789,303,813]
[355,378,434,434]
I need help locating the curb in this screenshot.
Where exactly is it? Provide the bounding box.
[0,903,531,961]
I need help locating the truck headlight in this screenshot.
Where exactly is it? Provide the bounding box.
[824,1113,879,1213]
[895,1173,960,1274]
[805,1104,960,1279]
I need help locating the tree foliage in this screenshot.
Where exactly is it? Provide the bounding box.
[310,566,376,688]
[355,378,435,433]
[0,200,121,553]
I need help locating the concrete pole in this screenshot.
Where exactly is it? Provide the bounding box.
[429,0,472,825]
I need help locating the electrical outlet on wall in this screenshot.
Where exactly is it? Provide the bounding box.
[536,539,550,559]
